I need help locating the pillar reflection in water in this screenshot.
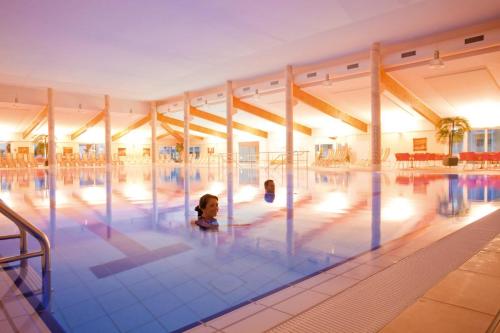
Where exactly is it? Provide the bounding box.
[227,168,234,225]
[371,172,381,249]
[184,167,190,226]
[49,170,56,248]
[286,169,294,257]
[106,166,112,238]
[151,166,158,226]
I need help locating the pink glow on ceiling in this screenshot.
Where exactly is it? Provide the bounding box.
[0,0,499,100]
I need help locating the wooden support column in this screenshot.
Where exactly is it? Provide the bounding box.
[47,88,56,171]
[183,92,190,167]
[285,65,294,168]
[105,95,111,168]
[151,102,158,164]
[371,42,382,171]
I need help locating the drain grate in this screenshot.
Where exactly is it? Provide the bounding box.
[268,209,500,333]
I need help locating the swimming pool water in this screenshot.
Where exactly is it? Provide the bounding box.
[0,167,498,332]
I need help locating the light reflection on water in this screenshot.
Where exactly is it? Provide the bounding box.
[0,167,498,332]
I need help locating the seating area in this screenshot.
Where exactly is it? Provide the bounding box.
[394,153,447,168]
[459,152,500,169]
[313,144,350,167]
[0,153,44,168]
[393,152,500,169]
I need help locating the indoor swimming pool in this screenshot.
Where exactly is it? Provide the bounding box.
[0,166,499,332]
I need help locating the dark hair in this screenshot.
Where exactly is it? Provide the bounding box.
[264,179,274,187]
[194,193,218,217]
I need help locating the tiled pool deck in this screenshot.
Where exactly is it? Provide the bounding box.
[187,209,500,333]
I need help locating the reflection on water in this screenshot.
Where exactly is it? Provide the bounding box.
[0,167,498,332]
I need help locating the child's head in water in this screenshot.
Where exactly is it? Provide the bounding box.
[195,194,219,219]
[264,179,275,194]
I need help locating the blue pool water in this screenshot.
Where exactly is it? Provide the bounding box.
[0,167,499,332]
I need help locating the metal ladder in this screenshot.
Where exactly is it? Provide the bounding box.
[0,199,51,308]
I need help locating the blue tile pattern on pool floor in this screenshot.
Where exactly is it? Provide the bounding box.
[0,167,498,332]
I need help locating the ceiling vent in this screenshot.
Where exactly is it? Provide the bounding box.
[217,93,224,98]
[270,80,279,86]
[197,97,203,102]
[242,87,251,92]
[464,35,484,45]
[401,50,416,58]
[347,63,359,70]
[306,72,317,78]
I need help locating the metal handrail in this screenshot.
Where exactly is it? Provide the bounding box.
[0,199,51,307]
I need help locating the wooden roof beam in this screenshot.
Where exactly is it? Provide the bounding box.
[112,114,151,142]
[232,97,312,136]
[70,110,105,140]
[157,113,227,139]
[157,131,204,142]
[189,106,268,138]
[22,105,48,139]
[160,122,183,142]
[380,70,441,126]
[292,84,368,132]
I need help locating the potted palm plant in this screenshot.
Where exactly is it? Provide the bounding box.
[436,117,471,166]
[175,142,184,162]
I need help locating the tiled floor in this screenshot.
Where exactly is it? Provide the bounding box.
[186,211,500,333]
[0,268,50,333]
[381,233,500,333]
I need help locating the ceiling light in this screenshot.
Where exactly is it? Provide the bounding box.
[322,73,333,86]
[429,50,444,69]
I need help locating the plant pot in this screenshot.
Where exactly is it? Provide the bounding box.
[442,156,458,166]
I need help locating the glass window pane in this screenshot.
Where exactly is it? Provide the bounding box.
[488,129,499,152]
[467,130,485,152]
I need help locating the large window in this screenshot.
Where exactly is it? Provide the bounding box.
[315,144,333,158]
[488,128,499,151]
[467,129,500,152]
[189,146,200,159]
[79,143,104,157]
[468,130,485,152]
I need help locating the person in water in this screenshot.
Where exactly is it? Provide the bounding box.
[264,179,275,203]
[194,194,219,229]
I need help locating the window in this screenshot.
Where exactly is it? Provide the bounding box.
[488,128,499,152]
[189,146,200,159]
[467,130,485,152]
[315,144,333,158]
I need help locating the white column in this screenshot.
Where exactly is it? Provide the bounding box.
[226,81,234,166]
[47,88,56,171]
[183,92,190,166]
[226,81,234,223]
[463,131,469,152]
[105,95,111,168]
[183,92,190,218]
[150,102,158,164]
[484,128,488,152]
[370,42,382,171]
[285,65,294,169]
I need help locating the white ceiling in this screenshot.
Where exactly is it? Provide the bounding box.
[1,0,499,100]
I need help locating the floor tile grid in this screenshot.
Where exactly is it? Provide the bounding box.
[380,233,500,333]
[264,209,500,333]
[188,210,456,332]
